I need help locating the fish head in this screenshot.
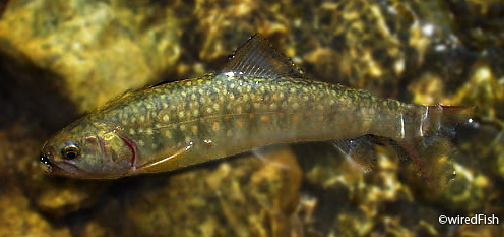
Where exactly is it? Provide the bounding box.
[40,120,134,179]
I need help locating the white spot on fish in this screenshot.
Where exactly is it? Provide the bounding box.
[186,141,194,151]
[400,113,405,139]
[280,91,285,100]
[163,115,170,122]
[212,122,220,131]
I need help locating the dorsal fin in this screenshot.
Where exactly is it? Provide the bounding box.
[221,34,304,78]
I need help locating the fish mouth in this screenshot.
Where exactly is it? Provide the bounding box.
[40,151,87,178]
[49,161,87,178]
[40,152,54,173]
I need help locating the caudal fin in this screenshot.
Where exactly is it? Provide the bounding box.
[422,105,475,138]
[396,135,458,189]
[397,105,475,188]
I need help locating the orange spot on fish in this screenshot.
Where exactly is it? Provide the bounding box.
[261,115,269,123]
[292,115,299,122]
[278,113,285,118]
[249,113,255,119]
[237,120,243,129]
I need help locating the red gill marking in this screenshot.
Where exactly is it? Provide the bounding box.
[117,134,138,170]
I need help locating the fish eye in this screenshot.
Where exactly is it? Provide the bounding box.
[61,144,80,160]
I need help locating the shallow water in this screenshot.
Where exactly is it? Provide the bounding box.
[0,0,503,236]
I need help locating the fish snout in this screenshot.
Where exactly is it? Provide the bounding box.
[40,146,55,173]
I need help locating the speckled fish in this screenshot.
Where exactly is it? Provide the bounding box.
[40,35,474,183]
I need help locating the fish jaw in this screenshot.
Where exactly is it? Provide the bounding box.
[40,145,88,178]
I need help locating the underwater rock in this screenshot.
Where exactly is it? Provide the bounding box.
[0,0,181,113]
[0,0,503,236]
[119,147,302,237]
[0,188,71,237]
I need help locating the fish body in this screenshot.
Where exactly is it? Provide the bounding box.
[40,35,473,179]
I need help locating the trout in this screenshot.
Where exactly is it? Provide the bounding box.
[40,35,473,182]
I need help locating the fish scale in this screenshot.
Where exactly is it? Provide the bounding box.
[40,35,473,182]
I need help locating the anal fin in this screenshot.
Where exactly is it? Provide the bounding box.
[332,135,381,173]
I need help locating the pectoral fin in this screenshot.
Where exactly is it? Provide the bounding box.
[130,142,194,174]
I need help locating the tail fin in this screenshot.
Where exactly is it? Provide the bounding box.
[396,135,457,189]
[333,106,474,189]
[399,105,475,188]
[422,105,475,138]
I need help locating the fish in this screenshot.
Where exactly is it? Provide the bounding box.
[40,34,474,184]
